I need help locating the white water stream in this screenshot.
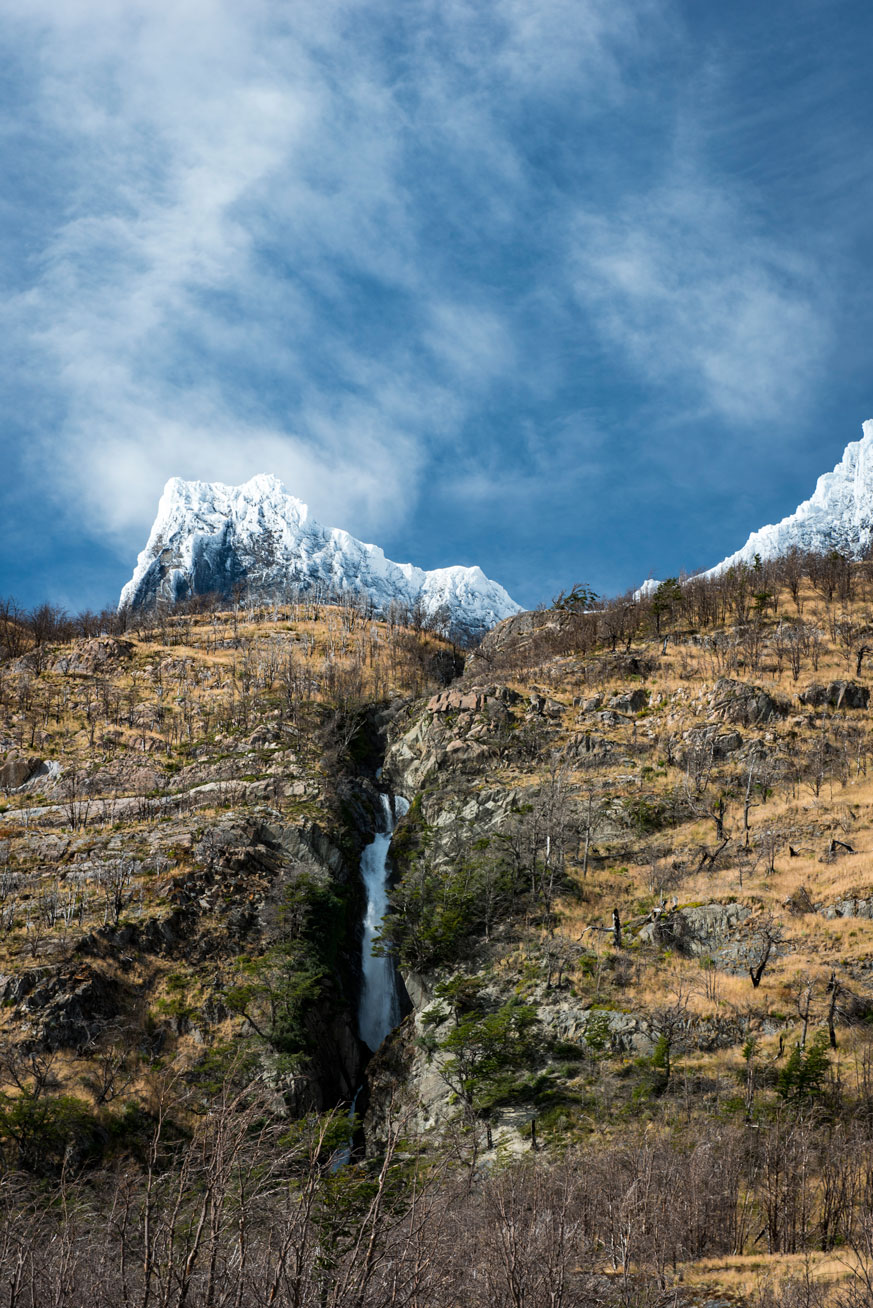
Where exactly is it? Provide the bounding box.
[358,793,409,1052]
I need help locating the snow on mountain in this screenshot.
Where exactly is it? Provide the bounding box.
[706,419,873,576]
[119,475,522,642]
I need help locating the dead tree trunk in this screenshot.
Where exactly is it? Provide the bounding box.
[827,970,840,1050]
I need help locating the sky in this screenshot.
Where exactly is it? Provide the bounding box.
[1,0,872,612]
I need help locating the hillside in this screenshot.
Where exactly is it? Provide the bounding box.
[2,559,873,1304]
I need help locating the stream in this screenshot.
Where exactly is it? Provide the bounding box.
[358,792,409,1052]
[333,792,408,1170]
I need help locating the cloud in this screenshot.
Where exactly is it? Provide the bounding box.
[0,0,842,614]
[569,174,830,426]
[1,0,666,557]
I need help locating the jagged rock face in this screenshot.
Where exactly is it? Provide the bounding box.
[637,903,752,959]
[708,418,873,573]
[119,475,521,643]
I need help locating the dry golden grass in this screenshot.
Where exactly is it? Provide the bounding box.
[681,1250,860,1302]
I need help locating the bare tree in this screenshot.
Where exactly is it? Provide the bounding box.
[749,913,787,988]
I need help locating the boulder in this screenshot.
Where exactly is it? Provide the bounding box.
[608,688,649,714]
[567,732,612,758]
[684,725,743,759]
[0,755,48,791]
[799,680,869,710]
[53,637,134,676]
[10,963,123,1049]
[709,677,788,725]
[528,693,564,716]
[547,1004,654,1056]
[577,694,603,713]
[820,896,873,920]
[638,902,752,957]
[427,684,521,715]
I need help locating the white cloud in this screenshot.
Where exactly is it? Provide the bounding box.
[1,0,835,586]
[570,178,830,424]
[4,0,655,551]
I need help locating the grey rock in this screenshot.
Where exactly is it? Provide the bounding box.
[0,755,47,791]
[821,896,873,920]
[546,1005,654,1056]
[709,677,788,725]
[53,638,134,676]
[638,902,752,958]
[799,680,869,710]
[596,710,623,726]
[608,688,649,714]
[13,963,123,1050]
[684,726,743,758]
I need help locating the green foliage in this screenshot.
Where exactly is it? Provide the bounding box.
[650,578,684,631]
[776,1031,831,1103]
[431,974,486,1024]
[224,873,344,1059]
[551,583,599,613]
[650,1034,671,1074]
[436,998,540,1116]
[385,792,427,867]
[623,794,670,834]
[185,1042,261,1097]
[384,849,517,971]
[583,1009,612,1057]
[0,1093,103,1173]
[155,969,200,1022]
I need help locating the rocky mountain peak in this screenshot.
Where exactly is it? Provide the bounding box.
[119,475,521,642]
[707,418,873,574]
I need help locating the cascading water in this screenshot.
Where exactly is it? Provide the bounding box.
[358,793,409,1052]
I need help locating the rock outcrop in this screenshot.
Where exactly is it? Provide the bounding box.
[799,680,870,710]
[709,677,788,725]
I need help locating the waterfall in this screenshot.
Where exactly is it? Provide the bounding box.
[358,793,409,1052]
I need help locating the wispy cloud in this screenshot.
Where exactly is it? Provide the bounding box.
[570,173,830,426]
[1,0,658,552]
[0,0,854,610]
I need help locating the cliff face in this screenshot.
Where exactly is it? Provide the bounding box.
[119,474,521,643]
[0,602,468,1140]
[361,582,873,1156]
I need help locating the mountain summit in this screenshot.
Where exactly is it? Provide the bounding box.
[119,475,522,641]
[708,418,873,574]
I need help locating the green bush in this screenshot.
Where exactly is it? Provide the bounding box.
[384,851,516,971]
[224,873,345,1058]
[436,999,540,1116]
[776,1031,831,1103]
[0,1093,103,1173]
[623,795,671,834]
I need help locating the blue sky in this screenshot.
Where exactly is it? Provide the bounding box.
[1,0,871,612]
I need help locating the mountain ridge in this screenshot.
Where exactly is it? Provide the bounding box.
[706,417,873,574]
[119,474,522,642]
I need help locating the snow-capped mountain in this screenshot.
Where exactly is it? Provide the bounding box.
[707,419,873,575]
[119,475,522,642]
